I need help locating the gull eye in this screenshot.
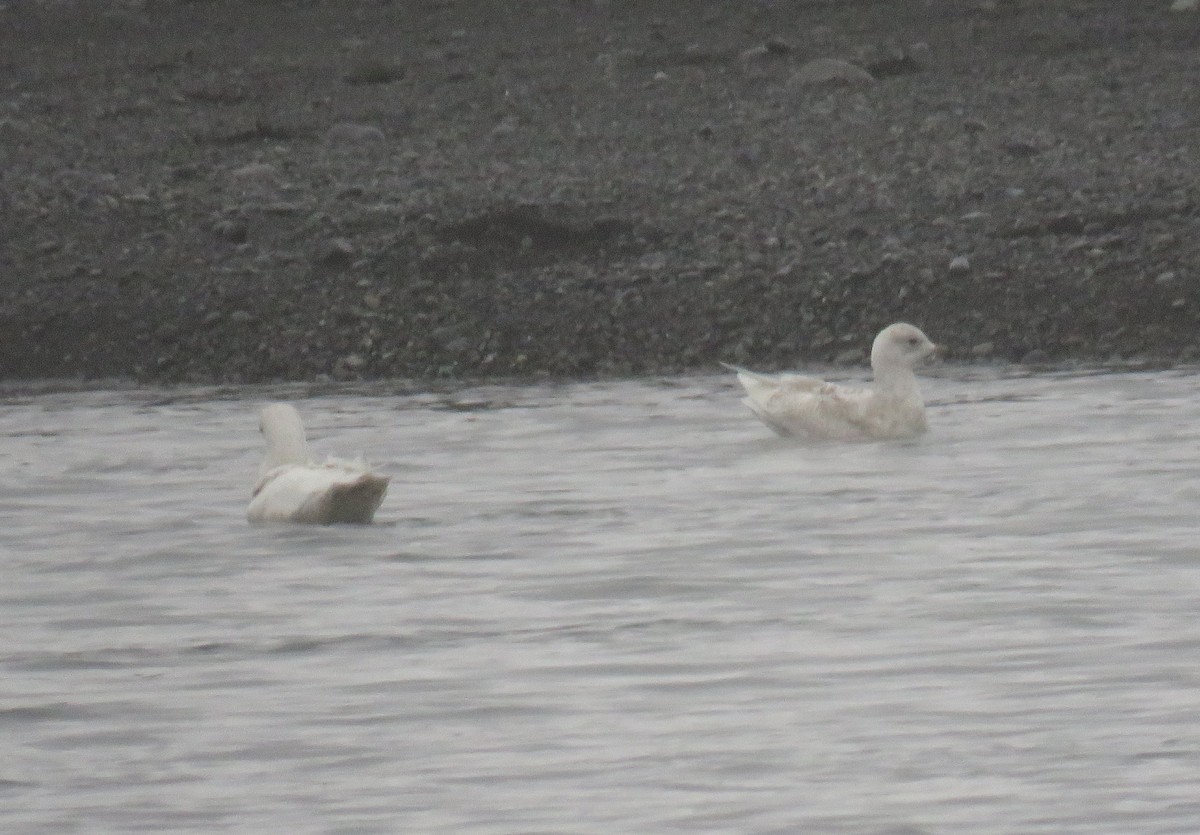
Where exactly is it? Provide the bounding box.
[907,336,920,345]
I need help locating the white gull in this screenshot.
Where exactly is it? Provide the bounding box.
[725,322,938,441]
[247,403,389,524]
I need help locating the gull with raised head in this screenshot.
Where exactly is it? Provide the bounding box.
[248,403,389,524]
[725,322,937,441]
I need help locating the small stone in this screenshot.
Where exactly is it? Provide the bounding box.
[791,58,875,87]
[344,58,405,85]
[735,145,763,168]
[948,255,971,274]
[492,115,519,136]
[1045,213,1086,235]
[970,341,994,358]
[230,310,254,324]
[810,25,835,44]
[229,162,276,180]
[213,218,248,243]
[1047,73,1092,95]
[1001,139,1040,158]
[1155,270,1177,285]
[740,44,772,63]
[1020,348,1050,365]
[741,38,791,64]
[865,52,922,79]
[1170,0,1198,12]
[340,353,366,369]
[315,238,355,267]
[325,123,385,143]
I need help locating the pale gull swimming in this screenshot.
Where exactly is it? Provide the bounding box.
[725,322,937,441]
[247,403,389,524]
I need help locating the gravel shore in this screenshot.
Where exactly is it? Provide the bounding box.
[2,0,1199,383]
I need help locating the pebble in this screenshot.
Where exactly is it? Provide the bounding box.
[315,238,355,267]
[1170,0,1198,11]
[344,58,405,85]
[740,38,792,64]
[492,116,519,136]
[948,255,971,274]
[865,52,923,79]
[325,123,385,144]
[1001,139,1040,158]
[790,58,875,87]
[739,45,772,64]
[229,162,276,181]
[213,218,248,243]
[171,163,202,181]
[1151,233,1177,251]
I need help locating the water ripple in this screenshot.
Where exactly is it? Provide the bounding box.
[2,369,1199,832]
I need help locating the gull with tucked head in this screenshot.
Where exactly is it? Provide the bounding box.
[724,322,938,441]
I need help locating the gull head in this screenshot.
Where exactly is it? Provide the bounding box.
[258,402,311,471]
[871,323,937,371]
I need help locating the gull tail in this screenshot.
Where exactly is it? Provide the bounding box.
[326,473,390,524]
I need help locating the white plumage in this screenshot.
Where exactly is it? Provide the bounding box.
[726,322,938,441]
[247,403,389,524]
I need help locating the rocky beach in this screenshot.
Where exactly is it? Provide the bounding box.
[1,0,1198,383]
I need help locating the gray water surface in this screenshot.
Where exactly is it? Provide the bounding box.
[2,368,1199,834]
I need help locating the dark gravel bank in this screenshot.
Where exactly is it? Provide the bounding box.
[2,0,1199,383]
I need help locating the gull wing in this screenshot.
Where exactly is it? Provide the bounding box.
[747,380,876,439]
[722,364,876,439]
[249,459,389,524]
